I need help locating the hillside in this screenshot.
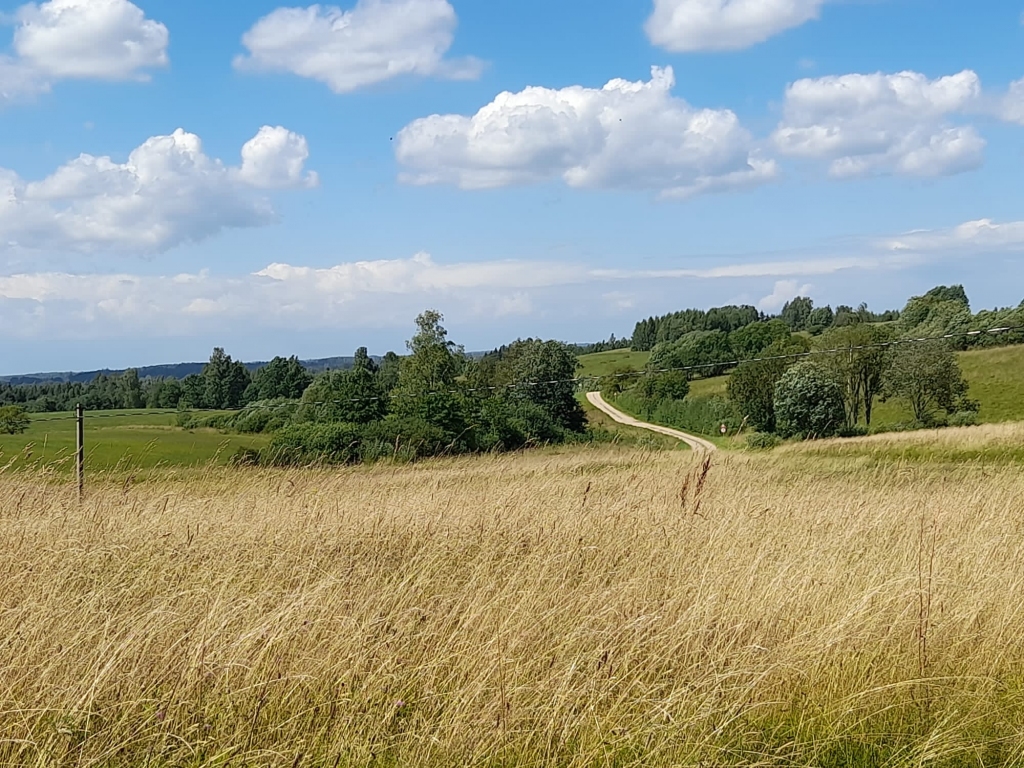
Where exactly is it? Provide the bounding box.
[578,343,1024,426]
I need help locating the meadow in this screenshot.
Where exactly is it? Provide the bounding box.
[0,410,269,475]
[578,343,1024,427]
[2,430,1023,766]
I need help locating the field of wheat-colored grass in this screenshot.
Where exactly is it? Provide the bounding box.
[2,442,1024,767]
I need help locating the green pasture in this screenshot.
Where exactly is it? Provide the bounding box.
[0,410,269,474]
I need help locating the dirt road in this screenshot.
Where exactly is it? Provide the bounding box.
[586,392,719,453]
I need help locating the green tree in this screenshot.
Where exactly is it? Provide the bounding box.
[201,348,251,410]
[300,348,386,425]
[817,324,895,427]
[392,311,469,439]
[119,369,145,409]
[491,339,586,433]
[0,405,30,435]
[774,362,846,439]
[780,297,814,331]
[728,320,791,360]
[648,330,734,379]
[727,336,811,433]
[883,340,971,424]
[246,356,313,401]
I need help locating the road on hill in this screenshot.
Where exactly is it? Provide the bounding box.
[586,392,719,454]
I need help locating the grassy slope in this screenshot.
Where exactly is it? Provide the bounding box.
[0,410,269,474]
[580,395,689,451]
[580,344,1024,426]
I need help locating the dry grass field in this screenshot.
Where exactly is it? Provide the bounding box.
[2,436,1024,766]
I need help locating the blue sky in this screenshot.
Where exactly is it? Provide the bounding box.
[2,0,1024,373]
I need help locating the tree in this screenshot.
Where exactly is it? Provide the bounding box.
[817,324,894,427]
[898,285,972,348]
[806,306,835,335]
[392,311,469,438]
[728,320,791,360]
[0,405,30,435]
[780,297,814,331]
[648,330,735,380]
[119,369,145,409]
[201,348,251,410]
[774,362,846,439]
[300,348,386,425]
[491,339,586,433]
[883,340,970,424]
[246,356,313,401]
[727,336,811,433]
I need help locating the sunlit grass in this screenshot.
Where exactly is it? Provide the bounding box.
[2,440,1024,765]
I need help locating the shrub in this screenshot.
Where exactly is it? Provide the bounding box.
[0,405,30,435]
[837,425,869,438]
[358,417,453,463]
[774,362,846,440]
[948,411,979,428]
[745,432,782,450]
[269,423,363,465]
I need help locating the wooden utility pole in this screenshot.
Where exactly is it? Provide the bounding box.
[75,404,84,502]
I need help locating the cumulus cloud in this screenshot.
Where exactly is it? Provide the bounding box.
[646,0,826,52]
[234,0,482,93]
[773,69,985,178]
[757,279,813,312]
[0,126,317,254]
[881,218,1024,253]
[395,65,777,197]
[1,0,168,102]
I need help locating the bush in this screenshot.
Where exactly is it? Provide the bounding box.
[774,362,846,440]
[948,411,979,428]
[0,405,30,435]
[358,416,454,463]
[837,425,869,438]
[745,432,781,450]
[268,423,363,465]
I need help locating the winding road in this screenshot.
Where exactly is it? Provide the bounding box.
[586,392,719,454]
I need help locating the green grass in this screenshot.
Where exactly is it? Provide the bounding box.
[576,349,650,380]
[0,410,269,474]
[579,395,689,451]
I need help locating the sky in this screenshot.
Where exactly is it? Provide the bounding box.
[2,0,1024,374]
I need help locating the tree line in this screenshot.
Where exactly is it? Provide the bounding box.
[606,285,1002,442]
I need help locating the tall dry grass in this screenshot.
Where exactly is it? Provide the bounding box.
[1,445,1024,766]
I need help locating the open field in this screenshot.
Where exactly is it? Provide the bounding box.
[3,437,1024,766]
[0,410,269,474]
[576,349,651,380]
[579,344,1024,426]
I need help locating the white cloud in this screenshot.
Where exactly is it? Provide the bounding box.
[645,0,825,52]
[881,218,1024,253]
[998,77,1024,125]
[0,251,898,341]
[1,0,168,103]
[0,126,317,254]
[234,0,482,93]
[757,279,813,312]
[773,70,985,177]
[395,65,777,197]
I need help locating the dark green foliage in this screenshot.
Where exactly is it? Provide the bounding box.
[0,405,30,435]
[899,285,973,348]
[269,423,363,465]
[818,324,895,427]
[774,362,846,439]
[780,296,814,331]
[727,336,811,433]
[618,392,741,436]
[299,348,386,425]
[745,432,782,450]
[806,305,835,334]
[728,320,792,360]
[648,330,734,379]
[485,339,586,434]
[631,305,760,351]
[244,356,312,402]
[883,340,971,424]
[145,378,183,409]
